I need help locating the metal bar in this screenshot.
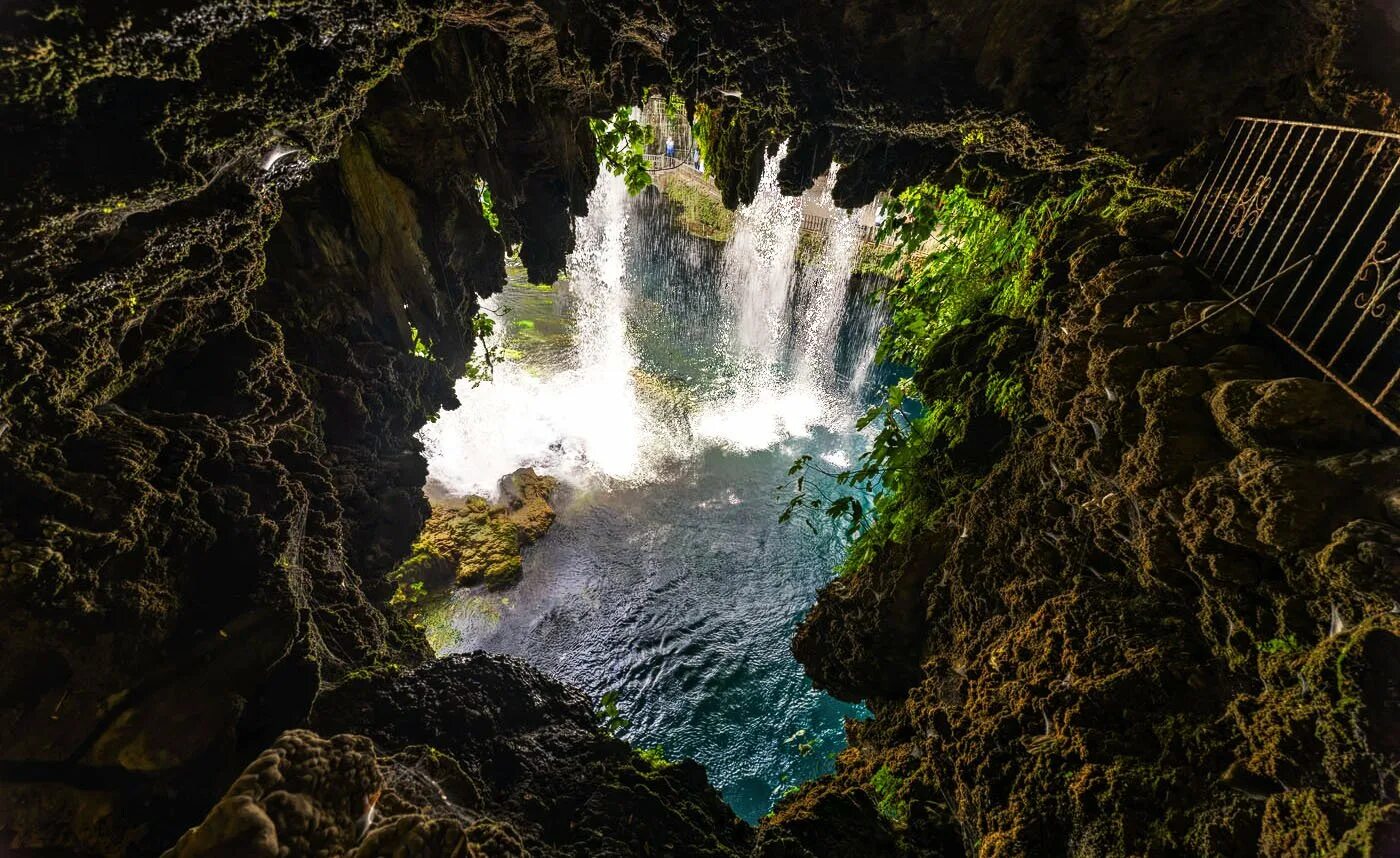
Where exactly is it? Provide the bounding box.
[1201,123,1279,271]
[1272,132,1360,317]
[1219,124,1310,290]
[1374,365,1400,407]
[1209,123,1293,279]
[1166,254,1314,342]
[1236,116,1400,141]
[1187,121,1261,261]
[1185,122,1260,258]
[1348,301,1400,385]
[1174,118,1400,436]
[1332,198,1400,358]
[1176,120,1243,248]
[1301,154,1399,349]
[1280,135,1382,329]
[1251,129,1342,312]
[1260,317,1400,435]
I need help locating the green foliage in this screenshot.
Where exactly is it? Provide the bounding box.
[691,103,716,175]
[590,106,653,195]
[408,323,435,361]
[637,745,673,769]
[662,92,686,122]
[869,765,909,824]
[661,178,734,242]
[1259,634,1301,654]
[597,690,632,735]
[781,169,1151,571]
[984,369,1028,421]
[463,311,499,387]
[390,578,428,610]
[874,182,1092,370]
[476,178,500,232]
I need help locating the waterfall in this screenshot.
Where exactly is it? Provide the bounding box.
[424,145,887,496]
[719,142,804,370]
[792,167,868,390]
[421,172,658,497]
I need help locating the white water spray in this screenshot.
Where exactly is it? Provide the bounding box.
[720,142,804,368]
[422,173,660,496]
[792,167,870,390]
[425,147,881,496]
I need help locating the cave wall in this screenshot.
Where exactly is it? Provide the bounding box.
[0,3,671,852]
[781,217,1400,856]
[0,0,1395,853]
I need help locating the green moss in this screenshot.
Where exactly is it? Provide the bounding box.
[637,746,673,770]
[869,765,909,825]
[660,178,734,242]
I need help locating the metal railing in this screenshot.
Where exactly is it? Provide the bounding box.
[1174,117,1400,434]
[642,151,696,173]
[799,212,895,249]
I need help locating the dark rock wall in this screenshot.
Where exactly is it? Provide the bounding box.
[0,0,1395,854]
[163,654,753,857]
[779,219,1400,856]
[0,3,667,852]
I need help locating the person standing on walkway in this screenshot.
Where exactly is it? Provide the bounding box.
[666,136,676,159]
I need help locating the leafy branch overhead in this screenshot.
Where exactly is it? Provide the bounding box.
[590,106,653,195]
[781,166,1184,572]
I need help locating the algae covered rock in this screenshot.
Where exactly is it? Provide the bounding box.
[395,468,558,593]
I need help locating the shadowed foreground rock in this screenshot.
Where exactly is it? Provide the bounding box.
[168,653,752,857]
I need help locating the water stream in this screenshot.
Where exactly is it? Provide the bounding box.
[421,156,890,822]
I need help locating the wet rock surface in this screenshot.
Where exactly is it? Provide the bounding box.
[395,468,558,591]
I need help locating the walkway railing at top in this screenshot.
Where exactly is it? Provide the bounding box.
[799,212,896,249]
[1173,117,1400,434]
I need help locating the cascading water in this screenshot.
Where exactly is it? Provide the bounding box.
[421,151,891,822]
[720,142,804,367]
[792,167,873,390]
[424,173,668,495]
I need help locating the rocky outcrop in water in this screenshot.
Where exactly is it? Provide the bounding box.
[396,468,558,592]
[777,214,1400,855]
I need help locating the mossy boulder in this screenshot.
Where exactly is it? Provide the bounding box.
[395,468,557,593]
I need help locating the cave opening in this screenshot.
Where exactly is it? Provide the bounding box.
[2,3,1398,856]
[406,128,894,821]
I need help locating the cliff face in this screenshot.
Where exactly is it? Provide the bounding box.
[0,3,663,852]
[0,0,1395,854]
[782,217,1400,856]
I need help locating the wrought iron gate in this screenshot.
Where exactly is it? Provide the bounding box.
[1173,117,1400,434]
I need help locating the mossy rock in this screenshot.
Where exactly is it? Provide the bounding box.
[395,469,558,593]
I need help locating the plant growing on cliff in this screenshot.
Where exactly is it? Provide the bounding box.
[476,178,500,232]
[637,745,673,769]
[597,690,632,735]
[869,765,909,824]
[590,105,653,195]
[408,323,434,361]
[781,177,1101,565]
[875,181,1089,367]
[691,103,715,175]
[463,312,499,387]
